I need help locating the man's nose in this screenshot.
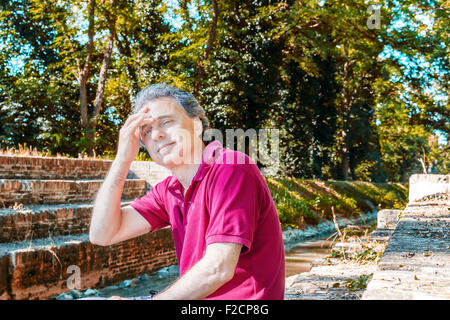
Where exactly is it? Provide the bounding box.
[151,126,165,141]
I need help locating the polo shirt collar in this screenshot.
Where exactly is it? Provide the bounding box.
[168,140,223,189]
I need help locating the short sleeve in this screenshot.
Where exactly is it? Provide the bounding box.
[205,163,260,252]
[130,180,170,232]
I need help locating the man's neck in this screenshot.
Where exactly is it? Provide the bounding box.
[170,143,205,194]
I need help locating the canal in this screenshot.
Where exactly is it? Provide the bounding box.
[285,239,334,277]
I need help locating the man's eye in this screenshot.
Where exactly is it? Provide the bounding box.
[143,128,152,136]
[162,120,172,126]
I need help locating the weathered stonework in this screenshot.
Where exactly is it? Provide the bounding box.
[285,174,450,300]
[0,179,145,206]
[1,228,177,300]
[377,209,402,229]
[0,156,112,180]
[363,194,450,299]
[0,201,132,243]
[128,161,172,192]
[409,174,449,202]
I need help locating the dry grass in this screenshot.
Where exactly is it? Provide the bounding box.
[0,144,150,161]
[0,144,97,159]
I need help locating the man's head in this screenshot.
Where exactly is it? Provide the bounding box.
[133,83,209,168]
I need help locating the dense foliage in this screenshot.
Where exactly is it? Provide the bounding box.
[266,176,408,229]
[0,0,448,181]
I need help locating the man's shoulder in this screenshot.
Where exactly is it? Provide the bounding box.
[148,175,175,196]
[207,148,263,183]
[212,147,258,167]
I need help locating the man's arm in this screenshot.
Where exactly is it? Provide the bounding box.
[89,107,154,246]
[152,242,242,300]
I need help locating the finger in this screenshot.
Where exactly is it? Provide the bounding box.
[137,105,151,114]
[131,114,154,132]
[125,115,154,138]
[123,105,152,128]
[135,118,156,140]
[122,113,152,133]
[123,112,144,128]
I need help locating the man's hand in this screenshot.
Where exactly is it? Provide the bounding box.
[88,106,154,246]
[116,105,154,164]
[152,242,242,300]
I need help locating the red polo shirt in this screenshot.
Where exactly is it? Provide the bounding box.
[130,140,285,299]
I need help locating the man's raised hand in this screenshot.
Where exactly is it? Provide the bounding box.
[116,106,154,164]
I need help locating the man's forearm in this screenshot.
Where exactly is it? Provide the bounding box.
[89,158,132,245]
[152,255,231,300]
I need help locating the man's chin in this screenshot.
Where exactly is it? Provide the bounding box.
[153,152,181,168]
[155,152,197,168]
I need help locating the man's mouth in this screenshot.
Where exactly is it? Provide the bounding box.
[158,142,176,153]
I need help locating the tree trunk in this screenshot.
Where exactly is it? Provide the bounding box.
[340,46,352,181]
[79,0,116,156]
[341,129,350,180]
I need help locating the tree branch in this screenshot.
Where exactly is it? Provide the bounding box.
[79,0,96,127]
[92,0,117,122]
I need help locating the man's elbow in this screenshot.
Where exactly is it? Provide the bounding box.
[89,231,111,246]
[209,261,236,285]
[222,268,235,283]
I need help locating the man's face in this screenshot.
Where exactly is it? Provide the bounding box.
[139,97,203,168]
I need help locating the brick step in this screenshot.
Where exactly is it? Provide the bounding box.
[0,155,112,180]
[0,200,134,243]
[0,178,146,206]
[0,229,177,300]
[0,156,172,188]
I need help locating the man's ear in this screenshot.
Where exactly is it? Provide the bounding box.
[194,117,203,137]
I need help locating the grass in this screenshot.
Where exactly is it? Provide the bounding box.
[0,143,151,161]
[343,274,373,291]
[266,177,409,230]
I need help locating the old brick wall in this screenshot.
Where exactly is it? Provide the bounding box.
[0,156,112,180]
[0,156,175,300]
[5,229,177,300]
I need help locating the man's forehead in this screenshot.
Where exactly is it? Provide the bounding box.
[142,97,182,114]
[140,113,176,128]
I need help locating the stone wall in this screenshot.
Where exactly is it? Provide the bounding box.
[128,161,172,192]
[409,174,449,202]
[0,155,174,300]
[362,174,450,300]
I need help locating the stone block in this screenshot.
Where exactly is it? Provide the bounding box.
[0,156,171,190]
[377,209,402,229]
[128,161,171,192]
[409,174,449,203]
[363,203,450,300]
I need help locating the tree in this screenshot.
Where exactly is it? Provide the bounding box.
[31,0,118,155]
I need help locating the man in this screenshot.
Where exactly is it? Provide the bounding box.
[89,83,285,300]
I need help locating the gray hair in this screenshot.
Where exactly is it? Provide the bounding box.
[133,82,210,132]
